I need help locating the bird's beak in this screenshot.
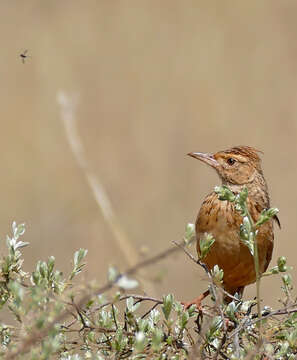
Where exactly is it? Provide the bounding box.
[187,152,219,169]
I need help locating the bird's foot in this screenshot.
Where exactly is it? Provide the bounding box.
[182,298,203,311]
[182,290,210,311]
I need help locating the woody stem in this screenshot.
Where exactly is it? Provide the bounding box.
[246,209,262,331]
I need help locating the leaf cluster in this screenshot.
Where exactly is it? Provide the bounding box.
[0,188,297,360]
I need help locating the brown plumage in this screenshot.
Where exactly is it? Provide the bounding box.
[184,146,279,308]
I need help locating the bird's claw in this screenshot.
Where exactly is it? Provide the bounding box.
[182,299,203,312]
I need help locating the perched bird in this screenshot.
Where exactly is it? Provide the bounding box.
[184,146,279,308]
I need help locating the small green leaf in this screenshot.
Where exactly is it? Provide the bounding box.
[242,216,251,233]
[282,274,292,288]
[239,223,249,241]
[187,304,197,317]
[162,294,174,320]
[14,241,29,250]
[151,328,163,351]
[108,266,119,282]
[206,316,223,342]
[199,233,215,259]
[8,281,24,307]
[256,208,279,227]
[135,331,146,352]
[278,256,287,272]
[233,187,249,217]
[74,248,88,267]
[47,256,55,274]
[184,223,195,243]
[178,311,189,330]
[150,309,160,324]
[166,335,173,345]
[173,301,183,317]
[211,265,224,285]
[87,331,96,343]
[12,222,26,239]
[126,297,134,312]
[40,261,48,278]
[214,185,236,202]
[70,249,88,280]
[226,301,240,323]
[15,223,26,238]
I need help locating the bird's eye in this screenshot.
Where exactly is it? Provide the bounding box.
[227,158,236,165]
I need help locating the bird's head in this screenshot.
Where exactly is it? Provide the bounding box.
[188,146,263,186]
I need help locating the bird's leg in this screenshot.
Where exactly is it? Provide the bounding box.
[182,289,210,310]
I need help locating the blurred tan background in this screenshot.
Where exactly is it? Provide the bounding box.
[0,1,296,307]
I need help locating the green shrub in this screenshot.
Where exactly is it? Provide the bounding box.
[1,188,296,359]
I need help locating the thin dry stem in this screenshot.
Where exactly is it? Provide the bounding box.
[57,91,156,297]
[4,239,184,360]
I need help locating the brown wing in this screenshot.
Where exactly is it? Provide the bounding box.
[264,236,274,272]
[249,200,275,273]
[274,214,281,229]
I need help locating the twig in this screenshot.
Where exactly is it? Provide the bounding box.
[141,302,159,319]
[4,240,183,360]
[244,338,263,360]
[172,241,210,278]
[172,239,235,359]
[172,241,224,307]
[251,304,297,325]
[172,239,231,352]
[72,301,90,331]
[94,294,163,312]
[221,288,242,303]
[208,343,229,360]
[229,303,297,339]
[57,91,156,297]
[111,304,118,330]
[214,330,228,360]
[233,331,240,359]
